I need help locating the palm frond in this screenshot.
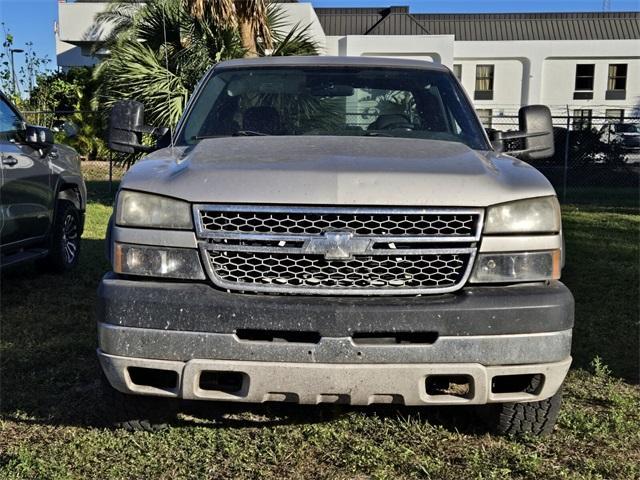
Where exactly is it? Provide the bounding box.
[95,40,188,126]
[264,4,318,56]
[92,2,141,52]
[184,0,237,28]
[268,22,317,56]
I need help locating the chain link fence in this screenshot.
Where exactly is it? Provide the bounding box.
[489,113,639,207]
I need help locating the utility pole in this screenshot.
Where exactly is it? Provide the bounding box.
[9,48,24,97]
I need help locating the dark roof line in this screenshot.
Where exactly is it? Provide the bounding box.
[315,7,640,40]
[364,12,431,35]
[314,8,640,17]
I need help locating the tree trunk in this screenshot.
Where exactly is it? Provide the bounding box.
[239,20,257,57]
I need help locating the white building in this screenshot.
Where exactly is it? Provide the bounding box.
[56,2,640,127]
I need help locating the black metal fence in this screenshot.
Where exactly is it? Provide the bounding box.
[490,114,639,207]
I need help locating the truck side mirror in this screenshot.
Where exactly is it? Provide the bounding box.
[108,100,167,154]
[25,125,54,150]
[493,105,555,161]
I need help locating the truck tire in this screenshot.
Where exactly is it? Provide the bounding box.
[483,388,563,436]
[40,200,81,272]
[101,374,178,432]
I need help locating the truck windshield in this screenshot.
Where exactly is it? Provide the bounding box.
[178,66,489,150]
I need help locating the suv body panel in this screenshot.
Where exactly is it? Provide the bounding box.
[0,92,86,265]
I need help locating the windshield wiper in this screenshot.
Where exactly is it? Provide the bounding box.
[362,131,393,137]
[193,130,270,141]
[233,130,269,137]
[193,134,226,141]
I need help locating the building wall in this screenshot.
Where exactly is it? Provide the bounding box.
[541,57,640,116]
[453,59,525,116]
[325,35,454,66]
[453,39,640,120]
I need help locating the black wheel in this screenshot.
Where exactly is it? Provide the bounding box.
[481,388,563,437]
[101,374,178,432]
[41,201,81,272]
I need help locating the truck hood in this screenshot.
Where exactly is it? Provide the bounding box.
[121,136,555,207]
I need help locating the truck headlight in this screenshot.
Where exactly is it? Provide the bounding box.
[116,190,192,229]
[114,243,205,279]
[484,197,560,234]
[470,250,561,283]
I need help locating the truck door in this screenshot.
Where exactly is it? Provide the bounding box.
[0,95,53,248]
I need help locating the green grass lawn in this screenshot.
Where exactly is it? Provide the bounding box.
[1,169,639,479]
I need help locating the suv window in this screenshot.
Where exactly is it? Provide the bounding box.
[179,67,489,150]
[615,124,639,134]
[0,97,24,140]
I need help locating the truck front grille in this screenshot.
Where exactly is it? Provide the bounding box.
[199,209,478,237]
[194,205,483,296]
[207,251,471,291]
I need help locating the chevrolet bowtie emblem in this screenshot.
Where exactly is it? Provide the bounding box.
[303,231,372,260]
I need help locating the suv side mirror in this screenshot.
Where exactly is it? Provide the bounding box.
[108,100,167,154]
[492,105,555,161]
[25,125,54,150]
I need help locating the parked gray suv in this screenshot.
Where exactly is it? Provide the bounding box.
[99,57,573,436]
[0,92,86,271]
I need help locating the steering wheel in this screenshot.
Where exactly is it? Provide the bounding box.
[379,121,415,131]
[369,114,415,131]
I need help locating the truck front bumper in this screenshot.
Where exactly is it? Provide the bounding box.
[97,274,574,406]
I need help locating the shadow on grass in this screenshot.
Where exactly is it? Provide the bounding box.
[561,209,640,384]
[178,401,490,435]
[0,237,108,427]
[86,180,119,206]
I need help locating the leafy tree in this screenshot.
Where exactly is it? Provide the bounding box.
[1,24,51,102]
[0,28,16,96]
[93,0,317,128]
[25,68,109,160]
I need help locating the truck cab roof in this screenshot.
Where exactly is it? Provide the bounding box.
[214,55,450,72]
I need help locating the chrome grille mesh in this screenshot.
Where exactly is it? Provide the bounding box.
[207,251,470,290]
[199,209,477,237]
[195,205,483,296]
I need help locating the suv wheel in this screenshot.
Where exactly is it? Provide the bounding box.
[481,388,563,436]
[41,201,81,272]
[101,374,178,432]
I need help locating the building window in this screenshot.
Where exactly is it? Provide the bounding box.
[573,109,593,130]
[606,64,627,100]
[575,64,595,90]
[474,65,494,100]
[574,64,595,100]
[453,64,462,82]
[476,109,493,128]
[605,109,624,121]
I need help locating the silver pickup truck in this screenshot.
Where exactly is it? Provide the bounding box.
[99,56,573,436]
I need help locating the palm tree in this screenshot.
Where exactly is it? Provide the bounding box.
[93,0,317,127]
[184,0,271,57]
